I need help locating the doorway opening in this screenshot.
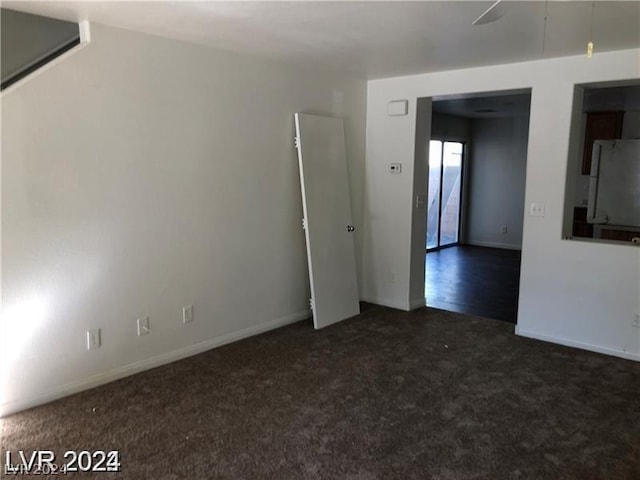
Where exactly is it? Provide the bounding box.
[420,89,532,323]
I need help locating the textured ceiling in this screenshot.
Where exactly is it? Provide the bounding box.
[3,1,640,79]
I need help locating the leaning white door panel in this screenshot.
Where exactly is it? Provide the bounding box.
[295,113,360,329]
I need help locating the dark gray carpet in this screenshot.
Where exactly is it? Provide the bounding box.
[2,305,639,479]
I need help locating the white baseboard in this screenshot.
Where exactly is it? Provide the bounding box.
[515,326,640,362]
[466,240,522,251]
[0,309,311,417]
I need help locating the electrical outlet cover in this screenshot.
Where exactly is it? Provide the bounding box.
[87,329,101,350]
[183,305,194,324]
[137,317,150,336]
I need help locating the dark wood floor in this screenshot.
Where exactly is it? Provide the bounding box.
[425,245,521,323]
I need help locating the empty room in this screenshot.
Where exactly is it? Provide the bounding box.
[1,2,639,479]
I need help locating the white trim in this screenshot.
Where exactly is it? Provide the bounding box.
[0,309,310,417]
[515,326,640,362]
[465,240,522,251]
[79,20,91,43]
[1,22,91,97]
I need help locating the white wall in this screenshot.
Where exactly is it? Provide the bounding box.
[466,115,529,249]
[363,48,640,361]
[0,23,366,416]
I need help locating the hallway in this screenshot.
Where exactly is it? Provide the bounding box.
[425,246,521,323]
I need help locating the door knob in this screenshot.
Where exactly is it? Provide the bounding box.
[347,225,355,232]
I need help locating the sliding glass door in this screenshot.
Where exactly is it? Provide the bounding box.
[427,140,463,251]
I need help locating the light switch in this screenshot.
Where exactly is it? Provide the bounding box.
[389,163,402,174]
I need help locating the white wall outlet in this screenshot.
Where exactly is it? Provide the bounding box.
[137,317,150,336]
[501,225,508,234]
[183,305,194,324]
[529,202,545,217]
[86,329,101,350]
[633,314,640,328]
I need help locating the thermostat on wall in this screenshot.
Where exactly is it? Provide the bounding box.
[389,163,402,174]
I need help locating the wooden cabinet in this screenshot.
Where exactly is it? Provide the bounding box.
[599,229,640,242]
[581,111,623,174]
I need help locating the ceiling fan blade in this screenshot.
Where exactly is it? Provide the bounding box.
[472,0,505,25]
